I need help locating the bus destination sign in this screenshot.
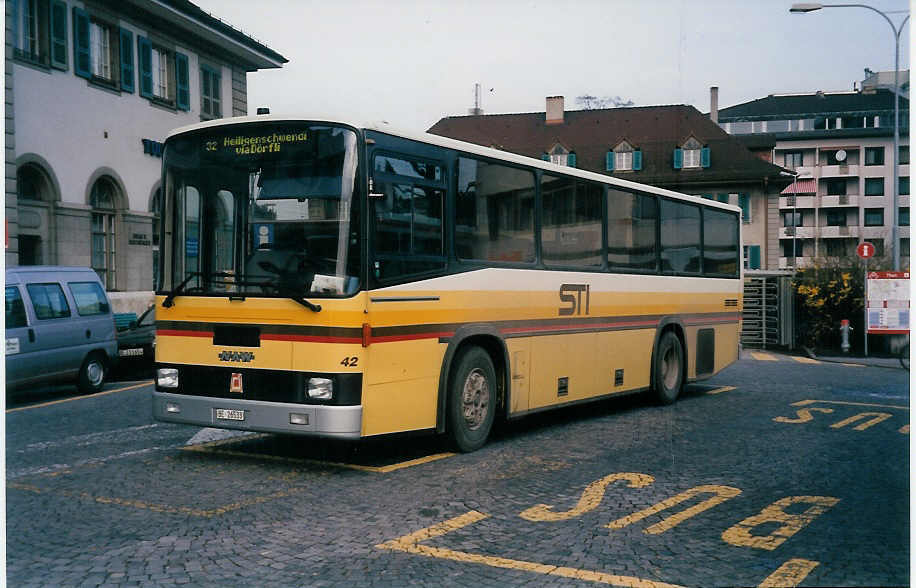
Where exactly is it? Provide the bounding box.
[205,131,309,156]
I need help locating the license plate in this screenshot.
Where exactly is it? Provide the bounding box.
[119,348,144,357]
[215,408,245,421]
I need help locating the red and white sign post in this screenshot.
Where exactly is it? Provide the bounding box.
[857,243,875,355]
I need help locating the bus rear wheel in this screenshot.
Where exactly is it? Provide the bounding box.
[653,331,683,405]
[447,346,496,453]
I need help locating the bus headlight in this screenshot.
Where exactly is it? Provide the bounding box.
[307,377,333,400]
[157,368,179,389]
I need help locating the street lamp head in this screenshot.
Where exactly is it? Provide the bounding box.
[790,3,823,13]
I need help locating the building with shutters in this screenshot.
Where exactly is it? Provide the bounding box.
[5,0,287,301]
[428,96,790,270]
[717,76,910,270]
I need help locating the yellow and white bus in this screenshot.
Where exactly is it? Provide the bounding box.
[152,115,742,452]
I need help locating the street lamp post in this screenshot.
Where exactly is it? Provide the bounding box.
[790,3,910,270]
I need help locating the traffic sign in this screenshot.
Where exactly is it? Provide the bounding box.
[856,242,876,259]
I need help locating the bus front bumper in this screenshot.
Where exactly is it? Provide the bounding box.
[152,392,363,439]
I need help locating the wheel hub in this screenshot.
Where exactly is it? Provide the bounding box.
[462,368,489,431]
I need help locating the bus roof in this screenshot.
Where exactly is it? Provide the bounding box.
[165,114,741,213]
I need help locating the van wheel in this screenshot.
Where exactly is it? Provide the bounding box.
[653,331,683,405]
[77,353,107,394]
[447,347,496,453]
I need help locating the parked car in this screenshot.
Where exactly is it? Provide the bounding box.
[5,266,118,394]
[116,304,155,362]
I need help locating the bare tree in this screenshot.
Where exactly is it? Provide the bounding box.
[575,95,635,109]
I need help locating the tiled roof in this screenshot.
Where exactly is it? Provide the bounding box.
[718,89,908,120]
[428,105,788,190]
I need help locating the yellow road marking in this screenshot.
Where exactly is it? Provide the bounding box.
[705,386,736,395]
[792,356,820,364]
[722,496,840,551]
[829,412,893,431]
[750,352,777,361]
[758,558,820,587]
[8,481,304,518]
[182,439,455,473]
[792,399,909,411]
[519,473,653,522]
[377,510,685,588]
[607,485,741,535]
[6,381,153,413]
[839,362,867,368]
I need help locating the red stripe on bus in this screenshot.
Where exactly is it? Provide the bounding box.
[157,329,213,338]
[261,334,363,344]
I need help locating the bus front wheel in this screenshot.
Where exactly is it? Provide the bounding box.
[653,331,683,405]
[447,346,496,453]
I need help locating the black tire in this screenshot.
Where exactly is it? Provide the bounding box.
[653,331,684,405]
[77,352,107,394]
[446,346,497,453]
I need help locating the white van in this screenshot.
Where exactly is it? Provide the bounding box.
[5,266,118,393]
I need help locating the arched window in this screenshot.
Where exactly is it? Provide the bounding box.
[17,164,47,201]
[90,177,119,289]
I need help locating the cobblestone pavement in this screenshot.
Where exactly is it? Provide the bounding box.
[6,353,909,586]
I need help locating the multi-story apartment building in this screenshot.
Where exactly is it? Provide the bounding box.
[716,78,909,270]
[429,96,789,271]
[5,0,287,300]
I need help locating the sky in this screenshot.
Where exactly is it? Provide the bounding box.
[192,0,911,134]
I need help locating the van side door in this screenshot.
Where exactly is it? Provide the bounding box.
[22,281,83,381]
[4,285,32,386]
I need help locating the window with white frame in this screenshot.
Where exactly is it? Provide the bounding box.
[683,138,701,168]
[549,144,569,167]
[200,65,222,119]
[12,0,68,69]
[614,141,634,171]
[151,46,171,100]
[89,21,113,81]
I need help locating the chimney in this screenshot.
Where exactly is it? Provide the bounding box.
[546,96,564,125]
[709,86,719,124]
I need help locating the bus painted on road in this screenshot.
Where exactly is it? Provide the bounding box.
[152,115,742,451]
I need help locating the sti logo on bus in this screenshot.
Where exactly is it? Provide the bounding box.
[218,350,255,363]
[559,284,590,316]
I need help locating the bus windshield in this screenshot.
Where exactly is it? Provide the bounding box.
[161,123,360,299]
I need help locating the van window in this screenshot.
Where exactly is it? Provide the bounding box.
[69,281,110,316]
[5,286,27,328]
[26,283,71,320]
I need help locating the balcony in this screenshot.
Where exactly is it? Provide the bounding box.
[819,226,859,239]
[820,195,859,208]
[862,226,889,240]
[779,195,816,209]
[820,164,860,177]
[780,226,815,239]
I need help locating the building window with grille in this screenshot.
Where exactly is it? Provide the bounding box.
[783,151,803,169]
[865,178,884,196]
[200,65,222,119]
[89,21,113,81]
[90,177,119,290]
[864,147,885,166]
[864,208,884,227]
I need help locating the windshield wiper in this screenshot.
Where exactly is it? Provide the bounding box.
[275,285,322,312]
[162,273,201,308]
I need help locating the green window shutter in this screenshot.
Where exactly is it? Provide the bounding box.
[673,148,683,169]
[72,6,90,78]
[703,194,713,200]
[567,152,576,168]
[50,0,68,70]
[119,28,134,93]
[701,147,711,168]
[716,193,729,203]
[138,36,152,98]
[542,153,550,161]
[606,151,615,171]
[633,150,642,171]
[176,52,190,110]
[749,245,761,270]
[738,193,750,222]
